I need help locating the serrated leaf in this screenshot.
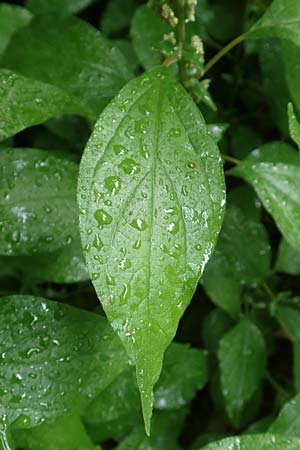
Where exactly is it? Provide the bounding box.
[26,0,94,14]
[248,0,300,47]
[0,148,79,255]
[276,239,300,275]
[269,394,300,437]
[1,15,132,115]
[13,413,97,450]
[288,103,300,151]
[0,69,90,141]
[0,4,31,56]
[232,142,300,252]
[202,205,270,318]
[0,295,128,428]
[78,66,225,433]
[199,434,300,450]
[218,319,266,425]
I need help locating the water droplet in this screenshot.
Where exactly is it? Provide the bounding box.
[94,209,112,227]
[119,158,141,175]
[104,176,121,195]
[130,218,148,231]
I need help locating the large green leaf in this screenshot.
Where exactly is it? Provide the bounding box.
[0,69,89,141]
[199,434,300,450]
[1,15,132,115]
[202,205,270,318]
[232,142,300,252]
[0,4,31,56]
[248,0,300,47]
[0,148,79,255]
[269,394,300,437]
[26,0,94,14]
[78,66,225,433]
[13,414,97,450]
[218,319,266,425]
[0,295,128,428]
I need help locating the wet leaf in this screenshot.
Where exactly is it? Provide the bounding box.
[13,413,97,450]
[269,394,300,437]
[199,434,300,450]
[218,319,266,425]
[78,66,225,433]
[248,0,300,47]
[0,295,128,428]
[202,205,270,318]
[0,70,89,141]
[1,15,133,115]
[232,142,300,252]
[0,148,79,255]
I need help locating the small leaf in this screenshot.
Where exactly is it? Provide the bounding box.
[101,0,135,36]
[269,394,300,437]
[13,413,97,450]
[199,434,300,450]
[0,295,128,428]
[26,0,94,14]
[248,0,300,47]
[0,69,89,141]
[202,309,232,354]
[0,4,31,56]
[218,319,266,425]
[207,123,229,144]
[288,102,300,151]
[231,142,300,252]
[0,148,79,255]
[78,66,225,433]
[1,15,133,115]
[276,238,300,275]
[274,304,300,341]
[202,205,270,318]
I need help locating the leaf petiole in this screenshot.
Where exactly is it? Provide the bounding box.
[204,34,246,75]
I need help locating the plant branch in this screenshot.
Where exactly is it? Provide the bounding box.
[204,34,246,75]
[174,0,187,85]
[221,154,241,165]
[265,372,290,399]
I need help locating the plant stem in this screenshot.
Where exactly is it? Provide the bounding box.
[174,0,186,85]
[262,281,275,302]
[293,341,300,394]
[265,372,289,399]
[221,154,241,165]
[204,34,246,75]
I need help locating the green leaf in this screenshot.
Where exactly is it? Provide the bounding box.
[26,0,94,14]
[131,5,171,70]
[288,102,300,151]
[101,0,135,36]
[86,342,208,434]
[202,309,232,354]
[202,205,270,318]
[112,40,140,74]
[1,15,132,115]
[269,394,300,437]
[259,39,291,135]
[0,295,128,428]
[218,319,266,425]
[0,4,31,56]
[0,69,89,141]
[273,304,300,341]
[232,142,300,252]
[276,239,300,275]
[0,240,89,284]
[0,148,79,255]
[13,413,97,450]
[78,66,225,433]
[230,125,262,160]
[248,0,300,47]
[115,410,185,450]
[227,185,261,220]
[199,434,300,450]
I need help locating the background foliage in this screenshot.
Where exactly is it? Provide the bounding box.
[1,0,300,449]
